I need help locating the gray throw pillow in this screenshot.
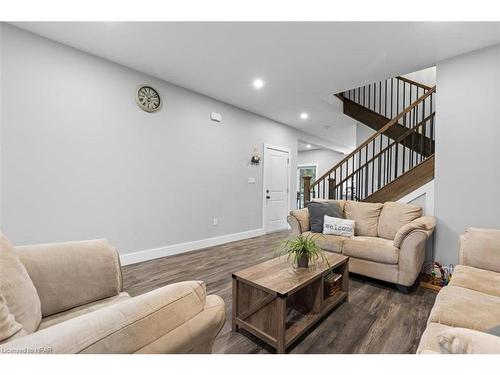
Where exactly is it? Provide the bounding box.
[307,201,343,233]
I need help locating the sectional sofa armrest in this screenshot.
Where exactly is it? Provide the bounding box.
[437,327,500,354]
[395,217,436,287]
[15,239,122,317]
[393,216,436,249]
[287,215,302,235]
[0,281,226,354]
[458,228,500,273]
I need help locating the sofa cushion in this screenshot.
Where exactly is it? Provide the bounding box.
[0,295,25,343]
[307,201,342,233]
[344,201,383,237]
[0,232,41,334]
[343,236,399,264]
[448,265,500,298]
[290,208,309,232]
[302,231,344,253]
[428,286,500,332]
[377,202,422,240]
[39,292,131,330]
[460,228,500,273]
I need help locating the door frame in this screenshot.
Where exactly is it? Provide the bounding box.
[296,163,318,191]
[296,163,318,209]
[262,144,291,234]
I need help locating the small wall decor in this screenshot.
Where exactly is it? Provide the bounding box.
[250,145,261,165]
[136,85,162,113]
[210,112,222,122]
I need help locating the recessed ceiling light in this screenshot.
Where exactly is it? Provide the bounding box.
[306,144,312,149]
[300,112,309,120]
[252,78,264,89]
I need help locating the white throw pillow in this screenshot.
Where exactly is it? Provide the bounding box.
[323,215,355,237]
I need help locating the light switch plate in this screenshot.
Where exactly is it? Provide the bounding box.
[248,177,256,184]
[210,112,222,122]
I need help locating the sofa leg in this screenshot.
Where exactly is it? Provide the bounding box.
[395,284,411,294]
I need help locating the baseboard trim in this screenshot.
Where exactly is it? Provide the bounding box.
[120,228,266,266]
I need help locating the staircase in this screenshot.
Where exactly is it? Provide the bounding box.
[301,76,436,207]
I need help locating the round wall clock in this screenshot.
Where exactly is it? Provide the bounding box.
[136,85,162,113]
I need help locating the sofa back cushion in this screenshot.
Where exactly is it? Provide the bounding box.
[0,232,41,334]
[460,228,500,273]
[16,239,122,317]
[377,202,422,240]
[344,201,383,237]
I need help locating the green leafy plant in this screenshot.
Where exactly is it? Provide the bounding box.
[276,233,330,268]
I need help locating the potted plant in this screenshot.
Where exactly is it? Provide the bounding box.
[276,233,329,268]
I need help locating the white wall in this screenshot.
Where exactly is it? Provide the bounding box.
[0,25,348,262]
[297,148,344,178]
[434,43,500,266]
[402,66,436,88]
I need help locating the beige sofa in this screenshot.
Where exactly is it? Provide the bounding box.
[0,234,225,353]
[287,200,436,290]
[417,228,500,354]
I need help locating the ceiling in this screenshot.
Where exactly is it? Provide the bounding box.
[12,22,500,151]
[298,141,321,152]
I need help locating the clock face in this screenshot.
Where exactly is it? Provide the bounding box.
[136,85,161,112]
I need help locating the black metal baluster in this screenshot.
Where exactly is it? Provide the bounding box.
[403,83,407,126]
[358,151,361,199]
[394,141,399,180]
[379,81,382,114]
[371,139,375,195]
[421,98,426,161]
[377,136,382,190]
[390,78,394,118]
[411,108,415,168]
[356,169,360,201]
[353,171,356,201]
[409,85,412,126]
[384,80,388,117]
[368,84,371,110]
[340,163,343,199]
[373,83,376,112]
[396,79,400,116]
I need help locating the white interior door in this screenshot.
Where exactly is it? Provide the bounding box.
[263,145,290,233]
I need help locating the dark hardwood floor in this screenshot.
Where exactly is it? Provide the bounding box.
[122,231,437,354]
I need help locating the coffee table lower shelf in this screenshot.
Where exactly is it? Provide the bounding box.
[285,291,347,347]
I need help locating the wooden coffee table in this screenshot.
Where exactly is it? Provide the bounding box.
[232,252,349,353]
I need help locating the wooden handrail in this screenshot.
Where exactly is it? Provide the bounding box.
[395,76,432,91]
[312,86,436,188]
